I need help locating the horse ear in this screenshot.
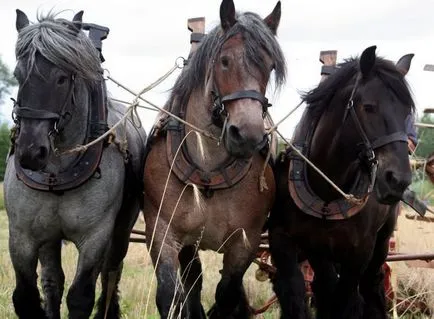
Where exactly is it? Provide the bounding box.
[16,9,30,32]
[220,0,236,31]
[396,53,414,76]
[264,1,281,35]
[72,10,84,31]
[359,45,377,78]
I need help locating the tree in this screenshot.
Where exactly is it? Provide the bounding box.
[0,123,10,181]
[0,55,17,104]
[414,114,434,159]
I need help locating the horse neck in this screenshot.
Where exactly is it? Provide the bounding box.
[307,101,360,201]
[46,80,90,172]
[183,88,231,171]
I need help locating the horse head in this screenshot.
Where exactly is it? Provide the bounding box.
[13,10,101,171]
[210,0,285,158]
[357,47,414,204]
[306,46,414,205]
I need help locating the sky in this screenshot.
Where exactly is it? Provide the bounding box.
[1,0,434,137]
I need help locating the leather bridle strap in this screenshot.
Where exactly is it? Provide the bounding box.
[14,107,60,120]
[371,131,408,149]
[220,90,271,112]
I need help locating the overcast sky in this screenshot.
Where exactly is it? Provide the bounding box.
[1,0,434,137]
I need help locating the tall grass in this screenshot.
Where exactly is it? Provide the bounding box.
[0,182,432,318]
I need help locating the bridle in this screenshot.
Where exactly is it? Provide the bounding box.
[12,74,76,150]
[211,88,272,128]
[342,73,408,192]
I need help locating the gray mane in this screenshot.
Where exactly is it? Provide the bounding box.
[15,12,102,82]
[168,11,286,110]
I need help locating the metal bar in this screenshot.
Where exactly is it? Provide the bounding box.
[385,253,434,262]
[131,229,146,236]
[415,122,434,128]
[129,237,147,243]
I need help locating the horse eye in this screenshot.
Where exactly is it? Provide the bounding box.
[221,56,230,68]
[57,76,68,85]
[364,104,376,113]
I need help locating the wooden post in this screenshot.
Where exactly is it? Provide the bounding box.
[319,50,337,83]
[187,17,205,55]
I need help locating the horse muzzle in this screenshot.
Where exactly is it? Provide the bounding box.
[16,143,49,171]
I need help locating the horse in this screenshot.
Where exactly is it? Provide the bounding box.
[268,46,415,319]
[4,10,146,319]
[142,0,285,317]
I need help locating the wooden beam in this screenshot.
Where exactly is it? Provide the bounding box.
[423,64,434,72]
[187,17,205,55]
[319,50,337,82]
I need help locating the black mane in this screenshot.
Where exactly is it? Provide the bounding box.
[167,11,286,111]
[302,57,415,111]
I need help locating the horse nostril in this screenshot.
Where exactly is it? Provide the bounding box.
[228,125,243,142]
[385,169,410,192]
[385,170,396,185]
[38,146,48,160]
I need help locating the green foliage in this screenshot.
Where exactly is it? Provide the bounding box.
[0,56,17,105]
[414,114,434,159]
[0,123,11,182]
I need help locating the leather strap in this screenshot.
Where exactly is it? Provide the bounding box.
[371,131,407,149]
[221,90,271,110]
[14,107,60,120]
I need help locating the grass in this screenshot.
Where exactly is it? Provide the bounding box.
[0,212,278,318]
[0,188,432,318]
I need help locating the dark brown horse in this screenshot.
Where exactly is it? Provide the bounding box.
[143,0,285,318]
[269,46,415,319]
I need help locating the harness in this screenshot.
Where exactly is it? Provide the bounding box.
[288,73,407,219]
[12,79,109,192]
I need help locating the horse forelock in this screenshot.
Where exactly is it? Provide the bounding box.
[167,10,286,113]
[15,12,102,82]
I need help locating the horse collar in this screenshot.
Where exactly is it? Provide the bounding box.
[14,80,109,192]
[164,95,253,191]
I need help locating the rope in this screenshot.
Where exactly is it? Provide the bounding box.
[58,58,191,155]
[107,75,219,142]
[110,98,157,112]
[266,100,304,134]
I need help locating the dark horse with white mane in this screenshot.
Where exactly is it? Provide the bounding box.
[143,0,285,318]
[269,46,415,319]
[4,10,146,319]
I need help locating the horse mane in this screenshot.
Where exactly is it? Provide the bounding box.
[302,57,415,112]
[15,11,102,82]
[166,11,286,111]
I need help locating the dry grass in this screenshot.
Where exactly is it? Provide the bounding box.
[0,205,432,318]
[390,208,434,319]
[0,215,278,318]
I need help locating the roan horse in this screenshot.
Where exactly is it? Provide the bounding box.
[143,0,285,318]
[4,10,146,319]
[269,46,415,319]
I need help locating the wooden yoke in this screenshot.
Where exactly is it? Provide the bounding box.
[319,50,338,83]
[187,17,205,55]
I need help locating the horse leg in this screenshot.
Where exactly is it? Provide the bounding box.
[179,245,206,319]
[331,266,364,319]
[308,257,338,319]
[207,238,257,319]
[360,210,396,319]
[269,227,310,319]
[148,229,185,319]
[95,198,140,319]
[9,232,46,319]
[66,231,111,319]
[39,241,65,319]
